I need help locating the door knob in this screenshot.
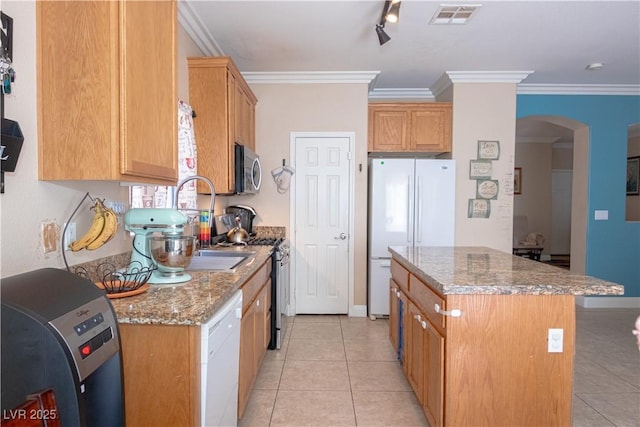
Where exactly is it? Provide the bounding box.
[335,233,347,240]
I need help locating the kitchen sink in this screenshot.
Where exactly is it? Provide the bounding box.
[187,249,256,271]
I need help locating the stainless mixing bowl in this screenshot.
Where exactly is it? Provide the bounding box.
[149,235,196,274]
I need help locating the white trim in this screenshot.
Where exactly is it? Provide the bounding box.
[446,71,534,83]
[368,88,435,100]
[349,305,368,318]
[289,132,357,316]
[430,71,533,98]
[575,296,640,309]
[177,1,224,56]
[517,84,640,96]
[242,71,380,85]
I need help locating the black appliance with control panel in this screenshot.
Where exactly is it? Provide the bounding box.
[1,268,125,426]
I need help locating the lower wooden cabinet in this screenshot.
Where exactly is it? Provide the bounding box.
[238,264,271,419]
[119,324,200,427]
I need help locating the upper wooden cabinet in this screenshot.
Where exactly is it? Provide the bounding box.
[368,103,452,153]
[37,1,178,184]
[188,57,257,195]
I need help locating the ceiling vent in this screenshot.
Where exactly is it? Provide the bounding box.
[431,4,481,24]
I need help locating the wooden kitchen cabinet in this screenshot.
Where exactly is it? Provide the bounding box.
[37,0,178,184]
[368,103,452,153]
[390,258,575,427]
[188,57,258,194]
[238,261,271,419]
[119,324,200,427]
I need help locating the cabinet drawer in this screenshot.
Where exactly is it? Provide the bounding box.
[242,261,268,312]
[409,274,445,330]
[391,259,409,294]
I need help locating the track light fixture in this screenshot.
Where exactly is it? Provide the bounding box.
[376,0,401,46]
[376,24,391,45]
[386,1,401,23]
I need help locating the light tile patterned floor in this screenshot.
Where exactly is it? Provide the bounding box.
[239,308,640,427]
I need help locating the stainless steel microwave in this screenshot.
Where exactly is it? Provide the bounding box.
[234,144,262,195]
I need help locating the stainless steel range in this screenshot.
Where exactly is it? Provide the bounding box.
[272,239,290,349]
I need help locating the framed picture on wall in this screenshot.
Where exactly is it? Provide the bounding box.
[627,157,639,195]
[514,167,522,195]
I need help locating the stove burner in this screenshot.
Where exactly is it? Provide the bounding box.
[246,237,282,246]
[215,237,283,247]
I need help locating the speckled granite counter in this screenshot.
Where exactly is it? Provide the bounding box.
[107,246,273,325]
[389,246,624,296]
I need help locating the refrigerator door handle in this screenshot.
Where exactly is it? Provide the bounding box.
[407,175,413,243]
[416,176,422,244]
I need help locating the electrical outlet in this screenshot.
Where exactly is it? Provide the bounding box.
[40,221,58,254]
[548,328,564,353]
[63,222,76,251]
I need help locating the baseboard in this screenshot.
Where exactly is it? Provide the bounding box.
[540,254,551,261]
[575,296,640,308]
[349,305,367,317]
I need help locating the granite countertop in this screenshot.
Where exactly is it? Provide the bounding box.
[389,246,625,296]
[107,245,273,326]
[83,226,287,326]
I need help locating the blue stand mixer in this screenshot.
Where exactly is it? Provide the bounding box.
[124,208,195,284]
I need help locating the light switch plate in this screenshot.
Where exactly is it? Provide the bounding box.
[594,210,608,220]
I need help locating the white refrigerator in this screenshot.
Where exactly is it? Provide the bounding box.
[368,158,456,316]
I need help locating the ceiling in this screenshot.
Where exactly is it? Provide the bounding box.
[181,0,640,141]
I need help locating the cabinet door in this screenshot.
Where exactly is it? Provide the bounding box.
[120,0,177,181]
[37,0,177,183]
[255,283,270,367]
[409,105,452,152]
[406,302,425,403]
[234,82,255,150]
[37,1,118,181]
[368,108,409,152]
[423,322,444,427]
[238,300,257,418]
[389,280,400,352]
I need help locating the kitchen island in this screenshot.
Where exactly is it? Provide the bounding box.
[388,246,624,427]
[103,245,274,427]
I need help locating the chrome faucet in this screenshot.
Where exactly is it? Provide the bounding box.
[173,175,216,229]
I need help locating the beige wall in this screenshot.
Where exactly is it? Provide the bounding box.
[0,2,203,277]
[513,143,553,252]
[451,83,518,253]
[226,83,370,306]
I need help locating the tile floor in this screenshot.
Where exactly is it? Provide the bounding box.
[239,308,639,427]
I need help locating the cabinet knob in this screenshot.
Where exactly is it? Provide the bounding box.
[421,320,428,329]
[396,291,401,298]
[414,314,422,321]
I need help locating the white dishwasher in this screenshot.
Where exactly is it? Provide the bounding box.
[201,290,243,427]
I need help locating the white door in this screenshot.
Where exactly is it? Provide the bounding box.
[551,170,572,254]
[293,135,351,314]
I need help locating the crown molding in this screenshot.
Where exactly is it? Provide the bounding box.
[178,1,224,56]
[368,88,435,101]
[430,71,534,98]
[242,71,380,85]
[517,84,640,95]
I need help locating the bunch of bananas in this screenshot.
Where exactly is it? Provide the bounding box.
[69,199,119,251]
